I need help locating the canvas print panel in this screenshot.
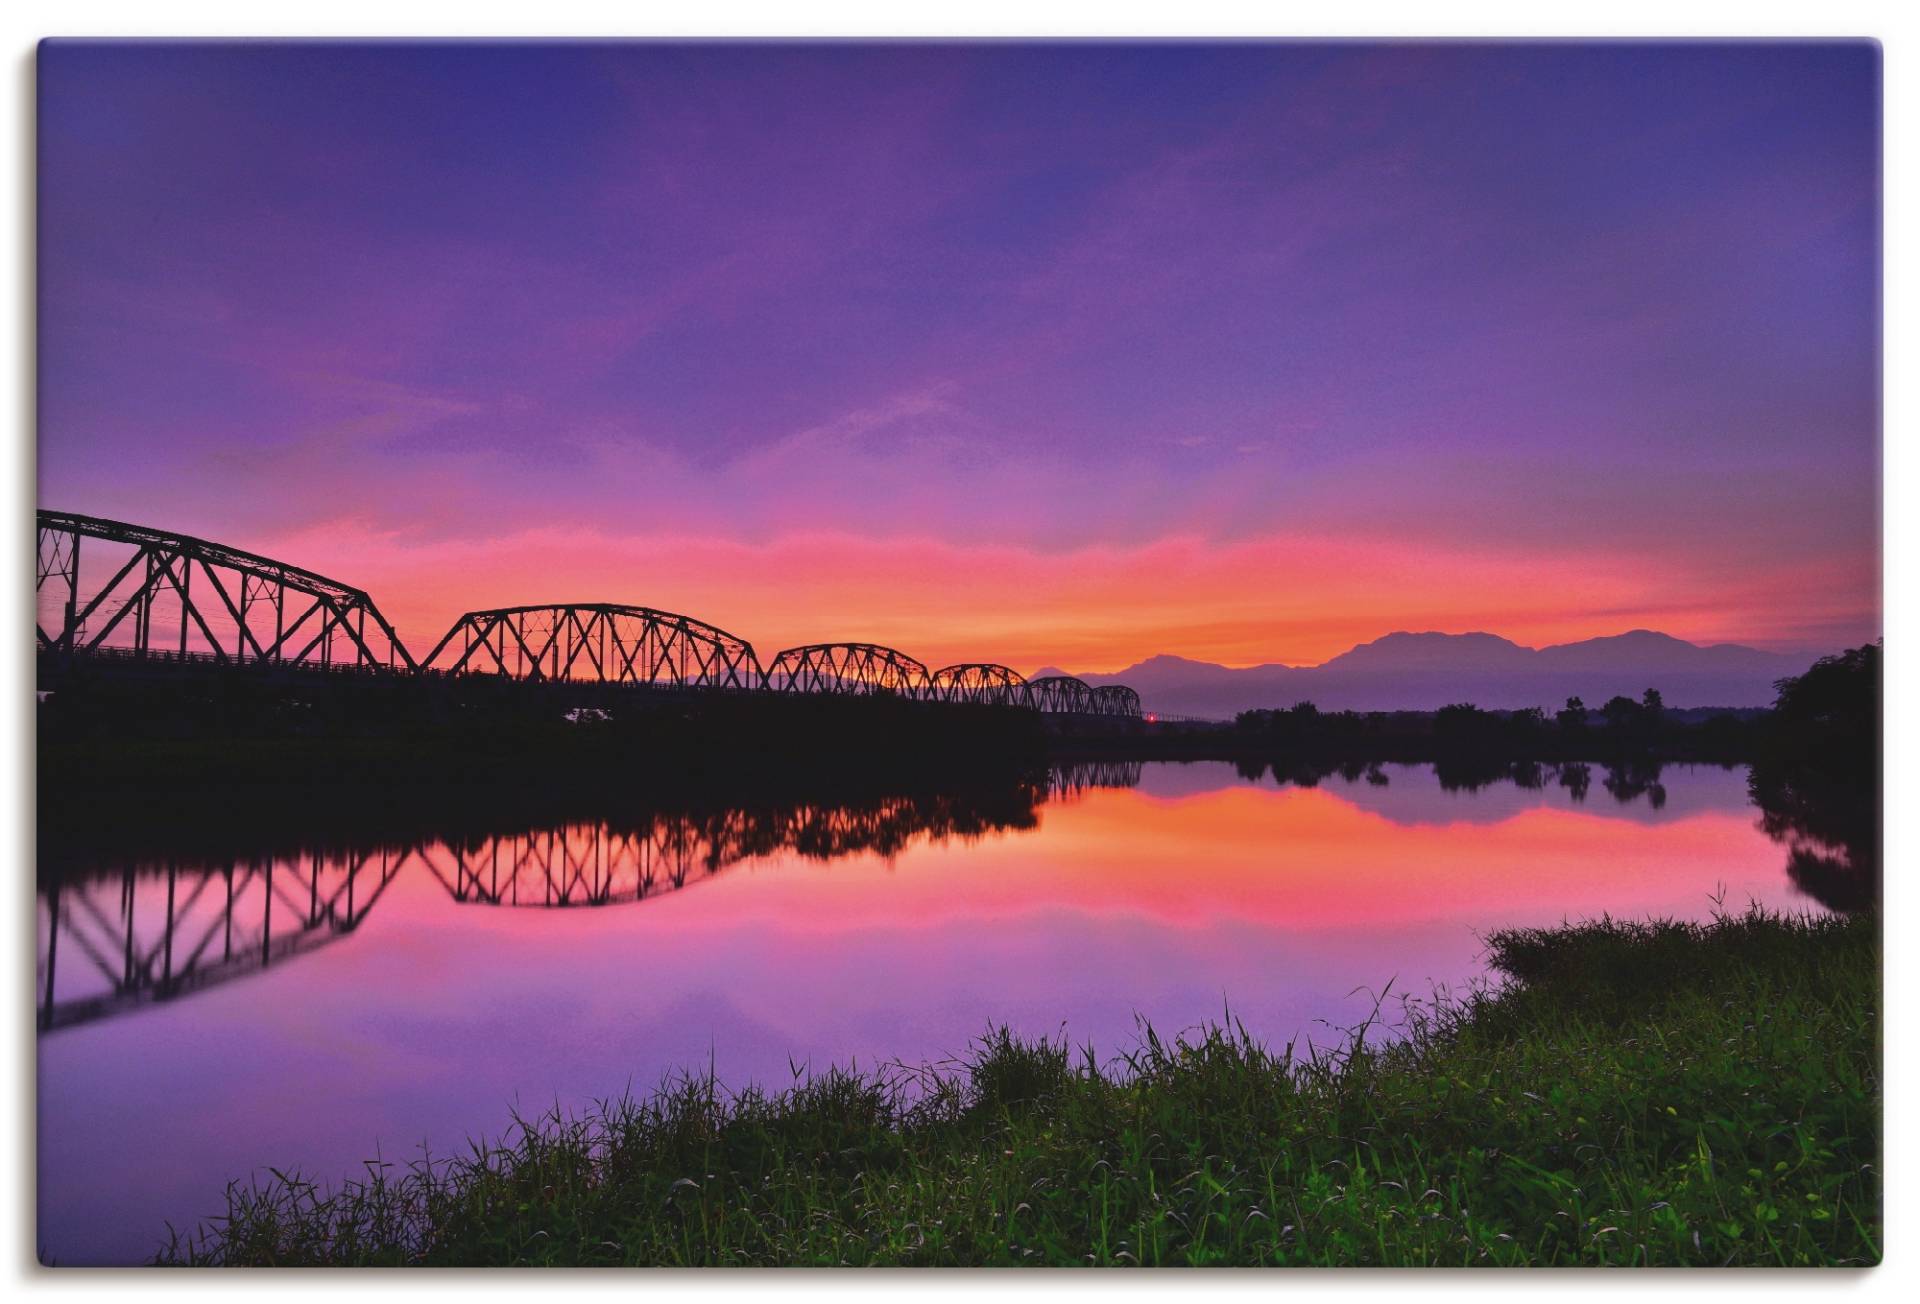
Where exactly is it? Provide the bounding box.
[35,39,1880,1267]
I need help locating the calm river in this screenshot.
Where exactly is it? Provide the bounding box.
[37,759,1849,1263]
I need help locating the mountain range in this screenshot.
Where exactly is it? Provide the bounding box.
[1035,630,1809,719]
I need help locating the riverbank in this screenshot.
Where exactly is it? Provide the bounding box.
[159,907,1878,1267]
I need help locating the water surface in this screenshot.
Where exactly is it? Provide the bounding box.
[38,759,1839,1264]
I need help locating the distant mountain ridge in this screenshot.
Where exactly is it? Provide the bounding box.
[1035,629,1808,718]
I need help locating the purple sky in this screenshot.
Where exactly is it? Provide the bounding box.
[37,41,1880,670]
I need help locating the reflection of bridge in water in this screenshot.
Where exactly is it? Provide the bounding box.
[421,794,1050,908]
[39,771,1144,1033]
[37,848,407,1033]
[426,823,738,908]
[1049,760,1145,798]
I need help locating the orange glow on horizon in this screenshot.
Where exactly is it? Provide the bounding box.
[247,520,1875,671]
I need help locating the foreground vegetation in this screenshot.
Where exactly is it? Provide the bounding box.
[161,907,1878,1267]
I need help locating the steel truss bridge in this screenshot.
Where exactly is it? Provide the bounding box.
[36,509,1144,717]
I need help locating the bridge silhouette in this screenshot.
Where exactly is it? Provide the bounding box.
[36,509,1142,718]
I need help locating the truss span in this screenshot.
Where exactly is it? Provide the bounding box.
[36,509,414,670]
[1028,674,1095,713]
[762,643,930,697]
[1090,685,1143,717]
[927,662,1028,707]
[420,604,762,689]
[1027,675,1143,718]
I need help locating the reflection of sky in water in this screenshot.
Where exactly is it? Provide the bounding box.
[39,761,1809,1264]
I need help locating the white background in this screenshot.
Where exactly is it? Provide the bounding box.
[1,1,1907,1298]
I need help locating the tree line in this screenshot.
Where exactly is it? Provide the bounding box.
[1232,641,1880,765]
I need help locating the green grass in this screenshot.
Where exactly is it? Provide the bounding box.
[161,906,1879,1267]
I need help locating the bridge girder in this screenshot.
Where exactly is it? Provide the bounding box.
[927,662,1028,707]
[762,642,931,697]
[419,603,762,690]
[35,509,414,671]
[1090,684,1144,718]
[1028,674,1096,713]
